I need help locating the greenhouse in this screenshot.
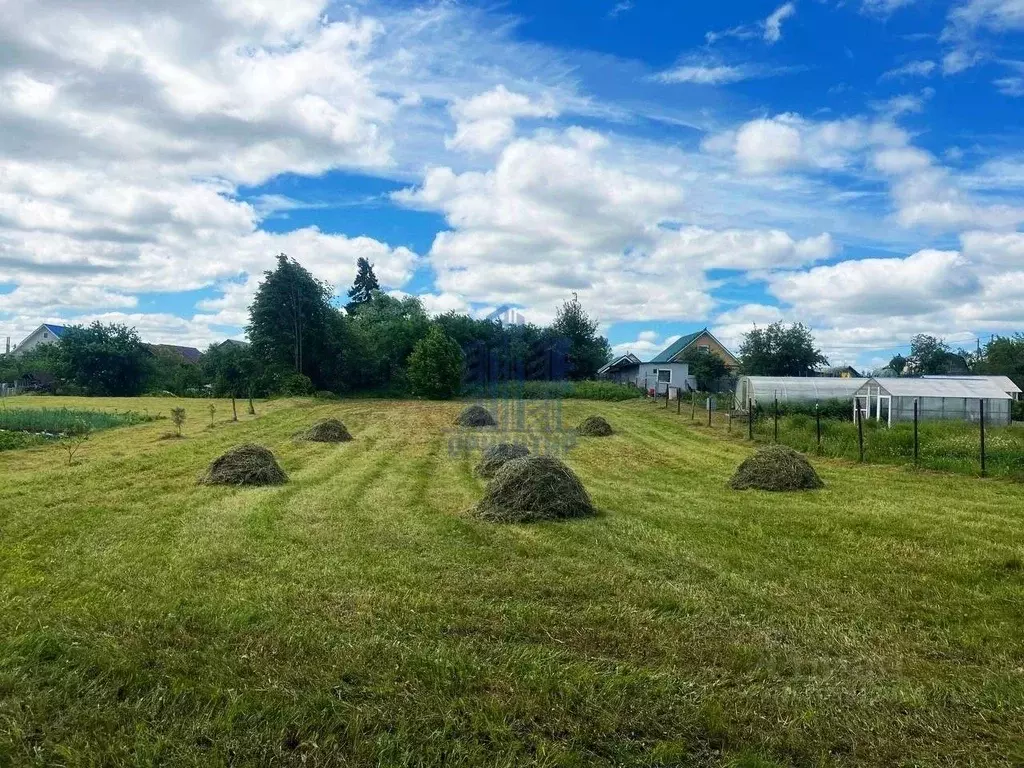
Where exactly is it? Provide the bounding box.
[734,376,869,409]
[854,378,1012,426]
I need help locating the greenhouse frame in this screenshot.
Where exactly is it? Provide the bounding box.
[734,376,869,409]
[854,378,1012,426]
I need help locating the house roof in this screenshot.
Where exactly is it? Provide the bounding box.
[861,377,1011,399]
[42,324,66,338]
[146,343,203,364]
[922,375,1022,394]
[597,353,641,375]
[650,328,737,365]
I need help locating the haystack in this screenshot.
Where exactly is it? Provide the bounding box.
[473,455,595,523]
[200,444,288,486]
[298,418,353,443]
[455,404,497,428]
[577,415,613,437]
[729,445,823,491]
[475,442,529,478]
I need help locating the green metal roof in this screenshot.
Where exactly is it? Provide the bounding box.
[649,330,706,363]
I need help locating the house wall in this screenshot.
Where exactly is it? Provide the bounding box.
[636,363,694,396]
[13,327,60,356]
[670,331,739,370]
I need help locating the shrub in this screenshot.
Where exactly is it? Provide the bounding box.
[407,326,465,400]
[472,456,595,523]
[475,443,530,478]
[729,445,824,492]
[577,415,613,437]
[463,380,644,402]
[200,444,288,486]
[314,390,341,400]
[279,373,314,396]
[755,398,853,421]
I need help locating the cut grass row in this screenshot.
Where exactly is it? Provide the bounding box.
[0,396,1022,766]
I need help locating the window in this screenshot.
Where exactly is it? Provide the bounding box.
[697,344,710,352]
[42,332,48,339]
[657,369,671,383]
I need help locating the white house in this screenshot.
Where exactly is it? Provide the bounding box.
[10,324,66,356]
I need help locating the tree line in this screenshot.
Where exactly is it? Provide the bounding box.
[736,321,1024,389]
[1,255,612,399]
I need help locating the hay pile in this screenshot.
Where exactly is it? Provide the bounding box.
[475,442,530,478]
[577,415,613,437]
[729,445,823,492]
[200,444,288,486]
[473,455,595,523]
[455,404,497,427]
[298,418,353,443]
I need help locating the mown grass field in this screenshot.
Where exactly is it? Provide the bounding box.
[1,395,1022,766]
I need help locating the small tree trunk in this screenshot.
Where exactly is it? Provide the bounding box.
[231,396,238,422]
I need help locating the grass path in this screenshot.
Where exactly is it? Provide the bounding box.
[0,396,1022,766]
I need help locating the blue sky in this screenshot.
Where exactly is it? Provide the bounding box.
[2,0,1023,370]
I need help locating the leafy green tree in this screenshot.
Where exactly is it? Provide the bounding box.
[0,344,61,385]
[348,292,430,390]
[906,334,970,375]
[248,254,335,385]
[407,325,465,399]
[739,322,828,376]
[202,342,261,398]
[681,347,729,391]
[346,257,380,314]
[977,334,1024,389]
[148,348,204,395]
[888,353,907,376]
[551,294,611,380]
[57,323,150,396]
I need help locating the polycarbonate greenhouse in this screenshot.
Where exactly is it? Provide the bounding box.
[854,378,1012,426]
[735,376,869,409]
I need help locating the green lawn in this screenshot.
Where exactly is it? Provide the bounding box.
[0,396,1022,766]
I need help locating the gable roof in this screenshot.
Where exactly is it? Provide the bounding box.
[42,324,66,338]
[650,328,737,365]
[597,353,641,375]
[146,343,203,364]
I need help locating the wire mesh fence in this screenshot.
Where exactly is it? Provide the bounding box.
[651,388,1024,480]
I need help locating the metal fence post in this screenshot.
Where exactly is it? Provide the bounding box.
[676,389,681,414]
[773,396,779,443]
[980,399,987,478]
[691,393,696,421]
[815,402,821,452]
[856,404,864,462]
[748,399,754,440]
[913,399,919,467]
[707,396,712,427]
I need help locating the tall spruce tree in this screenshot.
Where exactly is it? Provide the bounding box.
[347,257,380,313]
[551,294,611,380]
